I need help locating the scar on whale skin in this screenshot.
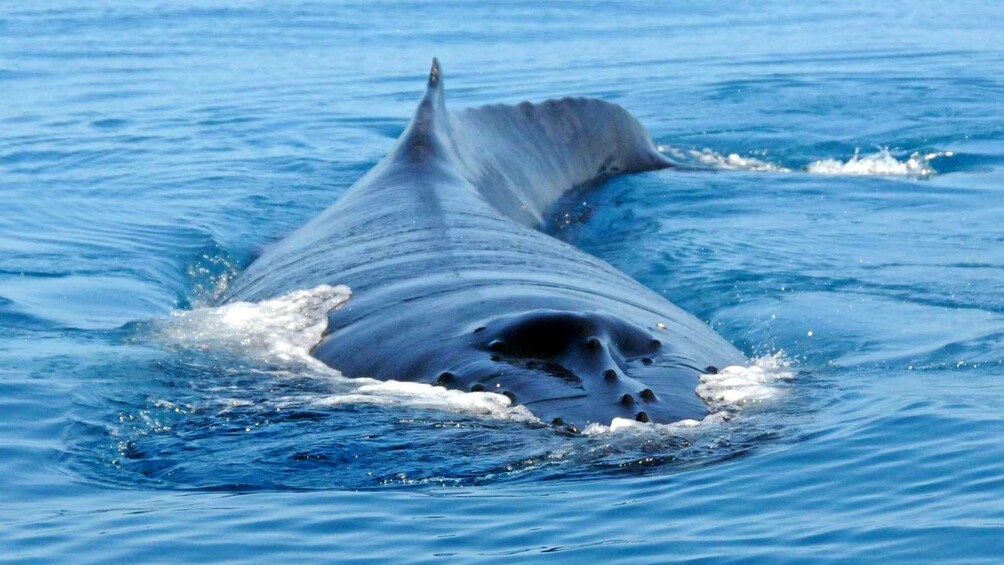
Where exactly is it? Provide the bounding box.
[224,59,746,429]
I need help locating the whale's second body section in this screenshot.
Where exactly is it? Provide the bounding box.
[226,60,745,428]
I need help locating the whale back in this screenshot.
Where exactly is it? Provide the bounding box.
[227,59,674,301]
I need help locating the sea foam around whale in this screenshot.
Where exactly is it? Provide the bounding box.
[157,285,793,432]
[661,145,951,177]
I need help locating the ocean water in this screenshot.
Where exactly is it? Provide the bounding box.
[2,1,1003,562]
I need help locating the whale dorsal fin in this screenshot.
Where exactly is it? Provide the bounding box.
[428,57,442,89]
[392,58,447,163]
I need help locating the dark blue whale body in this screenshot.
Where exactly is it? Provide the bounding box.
[227,60,744,429]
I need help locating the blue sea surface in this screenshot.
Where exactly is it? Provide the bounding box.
[2,1,1003,562]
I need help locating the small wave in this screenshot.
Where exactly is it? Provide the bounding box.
[659,145,950,177]
[155,284,535,423]
[584,352,794,435]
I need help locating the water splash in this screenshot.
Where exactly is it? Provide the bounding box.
[659,145,951,177]
[696,351,795,410]
[805,148,949,177]
[660,146,792,172]
[583,352,794,435]
[159,283,352,364]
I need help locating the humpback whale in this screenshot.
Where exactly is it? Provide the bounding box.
[226,59,745,429]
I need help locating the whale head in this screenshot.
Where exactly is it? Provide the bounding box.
[312,287,734,430]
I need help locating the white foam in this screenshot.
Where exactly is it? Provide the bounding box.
[806,148,948,177]
[696,351,794,408]
[691,148,792,173]
[658,145,949,177]
[161,284,352,365]
[312,380,537,423]
[583,352,794,436]
[659,145,792,173]
[582,414,712,436]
